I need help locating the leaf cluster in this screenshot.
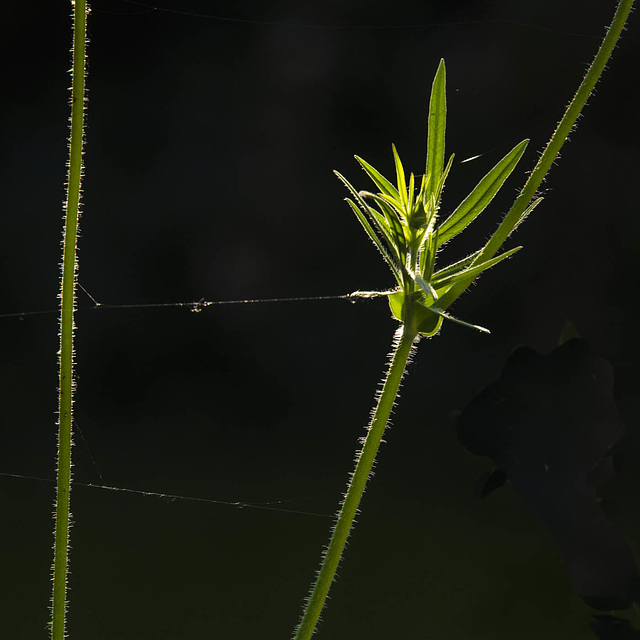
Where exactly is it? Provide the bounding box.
[336,59,542,336]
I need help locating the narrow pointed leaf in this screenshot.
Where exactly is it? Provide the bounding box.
[392,144,408,209]
[431,249,482,284]
[414,271,439,301]
[452,197,544,286]
[462,197,543,283]
[427,305,491,333]
[425,59,447,198]
[359,191,411,269]
[437,139,529,247]
[345,199,401,284]
[412,278,458,309]
[417,171,429,207]
[426,191,438,229]
[335,174,393,244]
[367,206,392,238]
[420,226,438,283]
[355,156,401,201]
[435,153,455,203]
[434,199,540,307]
[407,172,416,215]
[370,194,408,271]
[358,194,398,248]
[434,246,523,312]
[362,191,406,221]
[513,196,544,233]
[434,246,522,289]
[336,171,402,282]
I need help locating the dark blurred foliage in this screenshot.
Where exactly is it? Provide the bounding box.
[1,1,639,638]
[458,338,638,625]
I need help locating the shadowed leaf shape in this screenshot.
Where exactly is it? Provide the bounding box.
[457,339,640,611]
[474,468,508,498]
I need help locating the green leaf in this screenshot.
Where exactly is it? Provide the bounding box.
[460,197,543,287]
[432,198,539,311]
[415,302,444,336]
[369,194,408,273]
[358,194,399,247]
[425,305,490,333]
[407,172,416,215]
[437,139,529,247]
[421,227,438,284]
[393,288,489,334]
[414,271,439,301]
[431,249,482,285]
[335,173,393,245]
[345,199,401,284]
[392,144,408,209]
[367,204,393,240]
[388,292,443,336]
[336,171,402,283]
[359,192,409,265]
[435,153,455,204]
[425,59,447,198]
[355,156,401,201]
[433,246,523,313]
[362,191,405,221]
[388,290,404,322]
[360,191,407,264]
[513,196,544,233]
[417,172,429,207]
[433,246,522,289]
[360,200,401,262]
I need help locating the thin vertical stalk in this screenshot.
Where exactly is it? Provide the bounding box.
[293,326,418,640]
[487,0,634,258]
[51,1,88,638]
[293,2,634,638]
[437,0,635,311]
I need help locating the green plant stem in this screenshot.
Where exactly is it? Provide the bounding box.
[293,326,418,640]
[437,0,635,311]
[52,1,88,638]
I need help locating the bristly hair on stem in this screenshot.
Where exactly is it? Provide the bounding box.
[51,1,89,639]
[293,325,418,640]
[293,1,635,638]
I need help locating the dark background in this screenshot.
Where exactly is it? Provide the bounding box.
[1,1,639,638]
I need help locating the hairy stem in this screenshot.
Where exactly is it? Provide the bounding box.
[293,326,418,640]
[437,0,635,311]
[51,1,88,638]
